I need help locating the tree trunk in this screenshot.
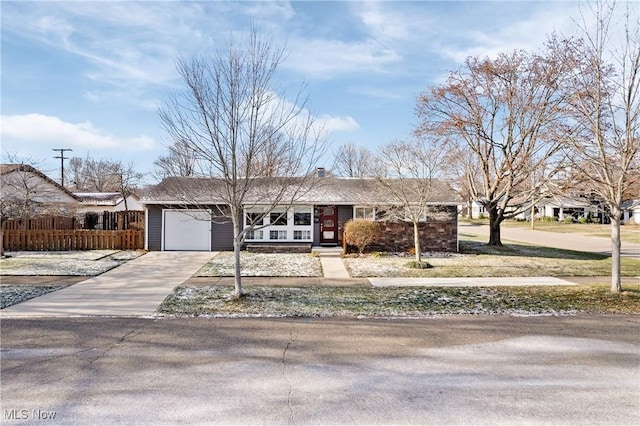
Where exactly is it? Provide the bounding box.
[610,209,622,293]
[413,222,421,262]
[0,228,4,257]
[467,199,473,219]
[232,221,243,298]
[488,205,503,246]
[530,204,535,230]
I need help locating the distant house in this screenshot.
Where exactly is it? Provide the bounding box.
[74,192,143,214]
[464,194,600,222]
[0,164,78,217]
[515,196,598,221]
[622,200,640,225]
[141,176,462,252]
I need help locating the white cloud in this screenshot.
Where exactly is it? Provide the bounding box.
[356,2,410,41]
[437,4,582,63]
[242,1,295,21]
[285,38,401,78]
[1,114,155,151]
[318,115,360,133]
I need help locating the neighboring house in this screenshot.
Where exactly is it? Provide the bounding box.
[141,176,462,252]
[514,196,598,221]
[74,192,143,214]
[0,164,78,217]
[622,200,640,225]
[464,196,599,222]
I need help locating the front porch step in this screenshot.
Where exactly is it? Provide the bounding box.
[311,246,344,257]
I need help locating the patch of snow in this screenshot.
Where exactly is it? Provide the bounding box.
[197,252,322,277]
[0,250,145,275]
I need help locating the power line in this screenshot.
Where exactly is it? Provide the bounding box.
[52,148,73,186]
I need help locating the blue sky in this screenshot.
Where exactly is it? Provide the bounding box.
[1,0,588,184]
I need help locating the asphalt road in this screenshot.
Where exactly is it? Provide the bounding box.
[2,316,639,425]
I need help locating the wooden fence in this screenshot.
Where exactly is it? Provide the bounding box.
[2,216,78,231]
[2,230,144,251]
[84,210,145,231]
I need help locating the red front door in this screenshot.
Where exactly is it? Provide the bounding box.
[319,206,338,245]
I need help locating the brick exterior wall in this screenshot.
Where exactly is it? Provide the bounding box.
[345,206,458,254]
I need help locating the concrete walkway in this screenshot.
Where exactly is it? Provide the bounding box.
[0,252,214,318]
[315,246,351,279]
[320,257,351,279]
[369,276,577,287]
[461,223,640,259]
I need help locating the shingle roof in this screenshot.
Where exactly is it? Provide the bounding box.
[74,192,127,206]
[1,163,79,200]
[142,176,462,205]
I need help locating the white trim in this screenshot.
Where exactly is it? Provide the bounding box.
[244,205,314,243]
[354,206,376,220]
[144,206,149,250]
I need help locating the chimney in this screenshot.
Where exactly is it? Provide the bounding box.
[316,167,326,178]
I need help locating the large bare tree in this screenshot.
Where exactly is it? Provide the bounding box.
[331,142,376,177]
[159,30,326,298]
[154,139,198,178]
[68,155,143,211]
[416,42,571,245]
[375,137,447,263]
[561,1,640,292]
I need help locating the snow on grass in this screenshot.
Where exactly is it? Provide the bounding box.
[196,252,322,277]
[0,250,146,276]
[157,284,640,318]
[1,285,70,309]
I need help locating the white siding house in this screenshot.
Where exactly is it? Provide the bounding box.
[74,192,143,214]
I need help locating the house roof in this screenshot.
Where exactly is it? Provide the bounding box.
[142,176,463,206]
[1,163,79,200]
[622,199,640,210]
[74,192,139,206]
[537,195,593,208]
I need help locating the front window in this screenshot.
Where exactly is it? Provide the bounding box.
[245,212,264,227]
[294,210,312,226]
[243,206,313,242]
[246,229,263,240]
[355,206,375,220]
[270,230,287,240]
[294,230,311,240]
[270,211,287,226]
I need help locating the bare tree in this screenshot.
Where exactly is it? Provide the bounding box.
[416,42,571,245]
[442,142,483,219]
[112,161,144,211]
[0,156,72,219]
[331,142,376,177]
[1,157,76,256]
[561,1,640,292]
[154,139,198,178]
[158,30,326,298]
[68,155,143,204]
[375,137,447,263]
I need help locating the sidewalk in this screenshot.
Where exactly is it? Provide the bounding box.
[369,277,577,287]
[0,252,214,318]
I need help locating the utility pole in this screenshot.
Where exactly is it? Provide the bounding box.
[52,148,72,186]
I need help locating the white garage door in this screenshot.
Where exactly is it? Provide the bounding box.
[164,210,211,251]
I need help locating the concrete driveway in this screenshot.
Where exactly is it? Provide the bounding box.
[0,252,214,317]
[1,316,638,425]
